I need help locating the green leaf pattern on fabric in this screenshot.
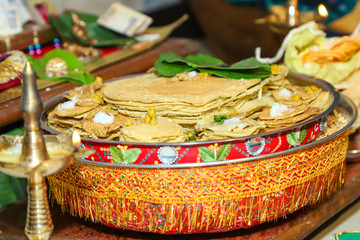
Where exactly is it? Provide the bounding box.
[286,132,297,146]
[199,144,231,162]
[198,146,215,162]
[286,127,308,146]
[123,148,141,164]
[110,145,140,164]
[216,144,231,161]
[110,145,124,163]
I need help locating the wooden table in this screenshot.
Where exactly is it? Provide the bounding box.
[0,37,199,128]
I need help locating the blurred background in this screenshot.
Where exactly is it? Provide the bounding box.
[50,0,360,63]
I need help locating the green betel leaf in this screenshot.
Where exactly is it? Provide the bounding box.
[158,51,188,63]
[198,66,271,79]
[299,127,307,143]
[154,52,272,79]
[230,57,269,69]
[26,49,95,85]
[0,128,27,208]
[110,145,124,163]
[216,144,231,161]
[185,53,226,66]
[286,132,298,146]
[198,146,215,162]
[214,115,229,124]
[154,60,194,77]
[123,148,141,164]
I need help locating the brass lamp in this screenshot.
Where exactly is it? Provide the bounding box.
[0,62,91,239]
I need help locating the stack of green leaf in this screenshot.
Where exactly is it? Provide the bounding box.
[154,52,272,79]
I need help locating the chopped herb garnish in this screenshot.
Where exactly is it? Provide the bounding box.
[214,115,230,124]
[187,131,196,141]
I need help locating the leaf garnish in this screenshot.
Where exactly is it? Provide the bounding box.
[154,52,272,79]
[214,115,230,124]
[187,131,196,141]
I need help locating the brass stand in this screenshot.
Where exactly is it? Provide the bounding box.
[26,171,53,239]
[0,63,91,239]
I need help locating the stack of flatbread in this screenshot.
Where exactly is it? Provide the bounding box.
[102,66,291,128]
[47,78,129,140]
[46,65,331,142]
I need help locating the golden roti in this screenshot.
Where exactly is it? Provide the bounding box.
[120,117,187,143]
[74,106,131,139]
[195,117,265,141]
[52,99,99,118]
[259,102,309,120]
[102,73,261,105]
[47,111,78,127]
[263,107,320,127]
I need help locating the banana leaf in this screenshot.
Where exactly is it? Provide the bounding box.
[0,127,26,209]
[26,49,95,85]
[84,14,189,72]
[49,11,136,47]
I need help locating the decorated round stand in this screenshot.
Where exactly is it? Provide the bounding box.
[41,71,355,234]
[45,94,356,234]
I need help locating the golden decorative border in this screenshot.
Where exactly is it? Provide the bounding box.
[48,131,349,233]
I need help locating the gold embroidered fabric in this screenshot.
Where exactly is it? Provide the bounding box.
[48,131,348,233]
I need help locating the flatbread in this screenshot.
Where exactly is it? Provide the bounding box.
[263,107,320,127]
[102,73,261,105]
[74,106,130,139]
[259,103,309,120]
[120,117,187,143]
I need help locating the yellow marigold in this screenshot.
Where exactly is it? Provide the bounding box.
[150,118,157,126]
[90,92,104,104]
[310,85,319,91]
[305,86,314,95]
[95,76,103,85]
[271,65,281,74]
[292,95,301,101]
[198,72,209,78]
[123,119,134,127]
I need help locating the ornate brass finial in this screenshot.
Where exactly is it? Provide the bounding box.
[20,62,49,167]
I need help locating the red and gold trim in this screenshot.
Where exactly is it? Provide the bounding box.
[48,130,348,234]
[82,118,324,165]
